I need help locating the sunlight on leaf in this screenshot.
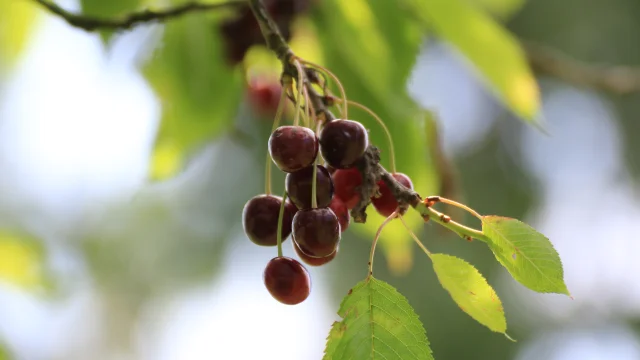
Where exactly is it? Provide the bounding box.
[482,216,570,295]
[0,231,47,290]
[324,277,433,360]
[0,0,37,69]
[406,0,540,122]
[466,0,526,18]
[431,253,507,333]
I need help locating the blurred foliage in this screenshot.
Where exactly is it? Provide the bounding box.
[80,0,141,42]
[0,0,38,71]
[0,231,48,291]
[406,0,540,122]
[144,12,244,180]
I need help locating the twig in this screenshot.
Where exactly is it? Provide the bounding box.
[524,40,640,95]
[32,0,245,31]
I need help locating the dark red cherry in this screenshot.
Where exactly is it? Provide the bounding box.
[293,207,341,258]
[332,168,362,209]
[269,126,318,173]
[319,119,368,169]
[242,195,297,246]
[263,256,311,305]
[329,197,350,232]
[372,173,414,217]
[247,78,282,117]
[293,241,337,267]
[285,165,334,209]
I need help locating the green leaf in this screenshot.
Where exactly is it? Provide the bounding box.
[0,343,10,360]
[0,230,49,291]
[465,0,527,18]
[482,216,569,295]
[431,253,507,333]
[324,277,433,360]
[144,14,243,180]
[0,0,38,70]
[405,0,540,122]
[80,0,141,43]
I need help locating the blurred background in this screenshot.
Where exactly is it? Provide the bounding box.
[1,0,640,359]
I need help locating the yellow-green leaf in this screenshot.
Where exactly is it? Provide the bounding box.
[431,253,507,333]
[0,0,38,69]
[482,216,570,295]
[0,231,47,290]
[405,0,540,122]
[324,277,434,360]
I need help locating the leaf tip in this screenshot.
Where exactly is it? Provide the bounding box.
[504,333,517,342]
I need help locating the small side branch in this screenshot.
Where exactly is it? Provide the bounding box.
[524,40,640,95]
[33,0,245,31]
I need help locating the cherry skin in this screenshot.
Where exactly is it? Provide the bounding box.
[329,197,350,232]
[371,173,414,217]
[285,165,334,209]
[293,207,341,258]
[269,126,318,173]
[332,168,362,209]
[293,241,337,267]
[319,119,368,169]
[247,78,282,117]
[263,256,311,305]
[242,195,297,246]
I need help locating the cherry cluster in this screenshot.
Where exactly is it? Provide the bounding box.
[242,108,415,304]
[218,0,316,65]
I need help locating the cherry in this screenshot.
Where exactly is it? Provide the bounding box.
[285,165,334,209]
[293,241,337,267]
[319,119,368,169]
[332,168,362,209]
[242,195,297,246]
[329,197,350,232]
[247,78,283,118]
[263,256,311,305]
[371,173,414,217]
[269,126,318,173]
[293,207,341,258]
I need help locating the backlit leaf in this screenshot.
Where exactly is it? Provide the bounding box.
[482,216,569,294]
[324,277,433,360]
[431,253,507,333]
[80,0,141,43]
[405,0,540,122]
[0,231,48,291]
[0,0,37,69]
[144,14,243,180]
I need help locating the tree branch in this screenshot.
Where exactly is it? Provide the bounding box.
[524,40,640,95]
[32,0,245,31]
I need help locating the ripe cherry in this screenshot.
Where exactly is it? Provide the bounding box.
[319,119,368,169]
[332,168,362,209]
[371,173,414,217]
[247,78,282,118]
[293,241,337,267]
[293,207,341,258]
[242,195,297,246]
[263,256,311,305]
[285,165,334,209]
[269,126,318,173]
[329,197,350,232]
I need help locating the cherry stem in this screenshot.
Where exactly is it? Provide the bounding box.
[431,196,483,220]
[276,191,288,258]
[398,215,432,257]
[368,210,398,276]
[264,82,288,195]
[298,58,348,119]
[342,99,396,173]
[414,200,490,242]
[293,59,305,127]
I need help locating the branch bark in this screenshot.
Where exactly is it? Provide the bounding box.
[32,0,245,31]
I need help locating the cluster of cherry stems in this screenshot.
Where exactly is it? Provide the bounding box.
[242,62,413,305]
